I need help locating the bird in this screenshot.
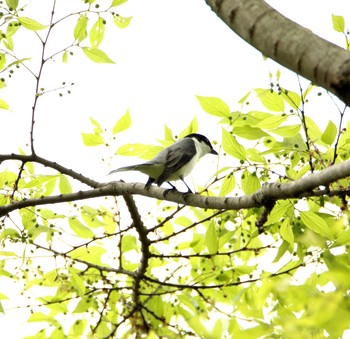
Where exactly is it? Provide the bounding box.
[109,133,218,192]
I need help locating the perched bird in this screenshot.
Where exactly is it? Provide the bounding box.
[109,133,218,192]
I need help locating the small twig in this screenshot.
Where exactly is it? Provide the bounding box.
[297,76,314,172]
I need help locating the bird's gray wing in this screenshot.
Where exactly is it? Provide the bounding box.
[155,138,195,185]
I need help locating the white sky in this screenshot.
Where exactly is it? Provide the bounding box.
[1,0,350,336]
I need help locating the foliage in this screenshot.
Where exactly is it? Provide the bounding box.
[0,2,350,339]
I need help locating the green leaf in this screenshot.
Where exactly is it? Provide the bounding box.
[205,222,218,254]
[113,15,132,29]
[255,89,284,112]
[28,312,59,326]
[333,229,350,247]
[6,22,20,37]
[111,0,128,6]
[280,218,294,245]
[219,172,235,196]
[69,218,95,239]
[3,36,13,51]
[233,125,268,140]
[332,14,345,32]
[68,268,85,297]
[116,144,163,160]
[305,116,322,141]
[0,53,6,71]
[82,47,115,63]
[90,17,105,48]
[277,259,302,274]
[81,133,104,146]
[69,319,87,337]
[321,120,337,145]
[59,175,72,194]
[241,170,261,195]
[0,228,20,245]
[74,15,88,42]
[273,240,290,263]
[300,211,333,239]
[280,89,301,109]
[70,246,106,265]
[196,96,230,117]
[62,50,68,63]
[112,110,131,134]
[73,297,96,313]
[222,128,246,160]
[18,17,47,31]
[121,235,137,252]
[0,99,9,110]
[255,114,287,129]
[5,0,18,10]
[270,124,300,137]
[179,116,198,138]
[90,117,103,133]
[164,124,173,140]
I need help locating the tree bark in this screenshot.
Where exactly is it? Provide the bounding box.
[205,0,350,105]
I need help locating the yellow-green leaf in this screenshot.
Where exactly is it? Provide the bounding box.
[18,17,47,31]
[111,0,128,6]
[82,47,115,63]
[179,116,198,138]
[332,14,345,32]
[305,116,322,141]
[271,124,300,137]
[69,218,95,239]
[196,96,230,117]
[255,89,284,112]
[5,0,18,10]
[205,222,218,254]
[233,125,268,140]
[68,268,85,297]
[116,144,163,160]
[113,15,132,29]
[0,98,9,110]
[300,211,333,239]
[62,50,69,63]
[321,120,337,145]
[0,53,6,71]
[219,172,235,196]
[241,170,261,195]
[81,133,104,146]
[59,175,72,194]
[280,218,294,245]
[74,15,88,42]
[256,114,287,129]
[112,110,131,134]
[90,17,105,48]
[222,128,246,160]
[280,89,301,109]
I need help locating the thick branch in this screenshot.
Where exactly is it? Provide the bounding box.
[205,0,350,105]
[1,158,350,216]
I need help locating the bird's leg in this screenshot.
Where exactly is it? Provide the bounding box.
[145,177,155,189]
[181,179,193,193]
[167,182,178,190]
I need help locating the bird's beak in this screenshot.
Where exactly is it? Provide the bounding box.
[211,149,218,155]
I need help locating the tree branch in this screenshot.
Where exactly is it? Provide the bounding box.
[0,153,99,188]
[1,158,350,216]
[205,0,350,105]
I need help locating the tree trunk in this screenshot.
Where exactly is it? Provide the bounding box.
[205,0,350,105]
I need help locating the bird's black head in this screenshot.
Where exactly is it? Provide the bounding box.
[185,133,218,155]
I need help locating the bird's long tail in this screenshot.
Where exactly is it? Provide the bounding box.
[109,165,140,175]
